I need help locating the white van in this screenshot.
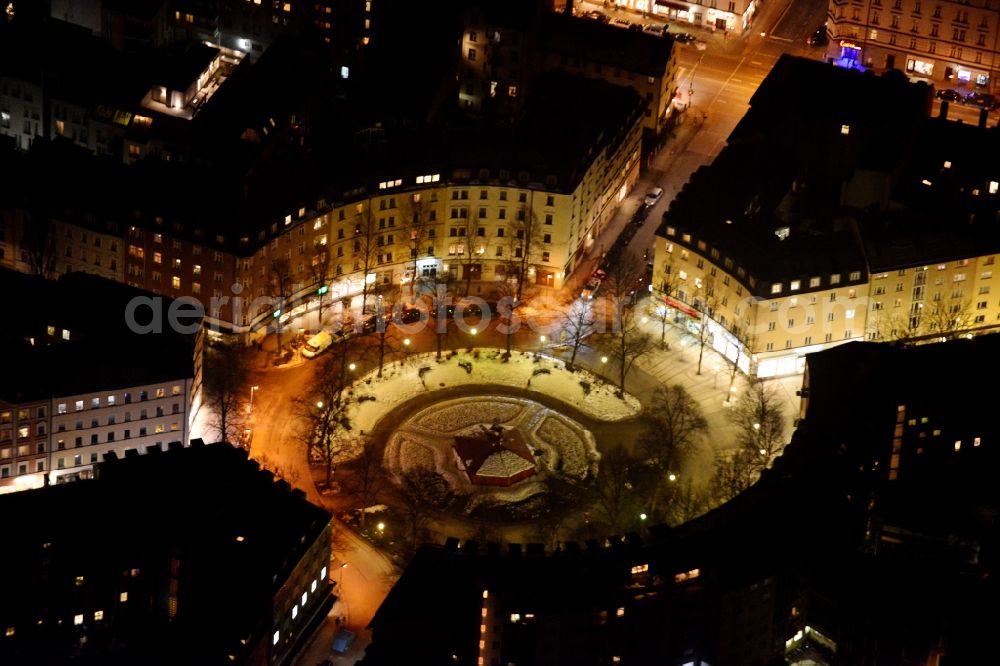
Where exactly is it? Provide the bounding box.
[302,331,334,359]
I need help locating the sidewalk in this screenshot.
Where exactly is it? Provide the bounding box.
[548,295,803,485]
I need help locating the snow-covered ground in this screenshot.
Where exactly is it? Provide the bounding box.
[382,396,599,510]
[350,348,641,434]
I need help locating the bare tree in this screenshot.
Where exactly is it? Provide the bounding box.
[402,195,429,302]
[919,299,974,340]
[682,277,722,375]
[730,379,787,475]
[655,261,685,347]
[203,342,250,445]
[309,240,333,325]
[374,285,401,378]
[590,445,642,532]
[562,298,597,368]
[22,216,57,278]
[709,448,759,504]
[269,256,293,356]
[726,328,755,403]
[353,201,382,317]
[639,385,707,473]
[460,211,480,297]
[598,252,655,393]
[397,465,453,554]
[343,443,385,528]
[296,343,354,486]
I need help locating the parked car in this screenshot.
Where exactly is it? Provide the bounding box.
[672,32,696,44]
[808,25,828,46]
[964,92,998,110]
[585,10,609,23]
[643,24,668,37]
[611,18,632,29]
[644,187,664,207]
[935,88,965,103]
[580,277,601,300]
[398,306,424,324]
[360,314,377,334]
[332,322,356,342]
[331,629,356,654]
[301,330,333,359]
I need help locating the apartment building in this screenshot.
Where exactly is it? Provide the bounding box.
[825,0,1000,93]
[0,441,334,665]
[49,377,193,484]
[0,269,202,490]
[0,72,644,335]
[653,55,1000,377]
[0,398,49,493]
[460,1,679,138]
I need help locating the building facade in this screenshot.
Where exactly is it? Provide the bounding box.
[825,0,1000,93]
[610,0,759,35]
[49,378,194,484]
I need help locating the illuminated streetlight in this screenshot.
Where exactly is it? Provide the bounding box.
[759,448,767,456]
[403,338,411,347]
[641,316,648,324]
[540,335,546,343]
[470,327,478,336]
[316,401,324,409]
[348,363,356,371]
[639,513,647,521]
[376,522,385,532]
[249,385,260,414]
[601,356,608,364]
[668,473,677,482]
[753,422,761,431]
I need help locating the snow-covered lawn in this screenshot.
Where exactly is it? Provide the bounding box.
[382,396,599,512]
[350,348,640,433]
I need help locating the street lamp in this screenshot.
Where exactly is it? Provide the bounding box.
[639,513,647,521]
[470,327,478,336]
[317,401,324,410]
[601,356,608,364]
[348,362,356,371]
[668,473,677,482]
[249,385,259,414]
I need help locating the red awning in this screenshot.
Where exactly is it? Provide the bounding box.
[663,295,700,319]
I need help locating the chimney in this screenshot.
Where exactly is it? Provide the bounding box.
[940,100,949,120]
[565,0,574,15]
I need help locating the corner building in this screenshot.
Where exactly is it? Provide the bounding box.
[653,55,1000,377]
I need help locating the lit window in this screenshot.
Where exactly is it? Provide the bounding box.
[62,329,71,341]
[74,614,84,626]
[974,437,981,447]
[4,627,13,637]
[790,280,800,290]
[771,283,782,294]
[301,592,308,606]
[840,124,850,135]
[171,276,181,289]
[630,563,649,574]
[955,440,962,451]
[990,181,998,194]
[311,579,317,593]
[321,566,327,580]
[292,605,298,619]
[94,610,104,621]
[75,576,84,587]
[510,613,521,622]
[943,160,952,169]
[616,607,625,617]
[273,630,280,645]
[120,592,128,602]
